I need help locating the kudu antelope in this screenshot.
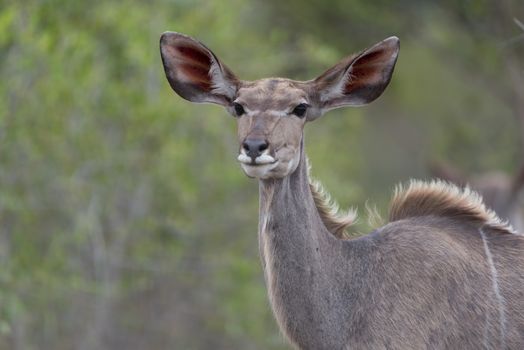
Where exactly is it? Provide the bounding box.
[160,32,524,349]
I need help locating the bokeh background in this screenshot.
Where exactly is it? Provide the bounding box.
[1,0,523,349]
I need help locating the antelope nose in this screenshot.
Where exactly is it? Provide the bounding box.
[242,138,269,160]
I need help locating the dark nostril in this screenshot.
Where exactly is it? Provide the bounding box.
[243,138,269,159]
[258,141,268,152]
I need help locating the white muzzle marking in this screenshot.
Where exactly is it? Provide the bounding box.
[237,150,278,179]
[255,153,276,165]
[237,150,276,165]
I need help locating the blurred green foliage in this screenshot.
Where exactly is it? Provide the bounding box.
[0,0,522,349]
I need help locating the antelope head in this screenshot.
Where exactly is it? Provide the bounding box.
[160,32,399,179]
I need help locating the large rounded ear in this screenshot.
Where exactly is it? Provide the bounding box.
[160,32,239,106]
[313,37,399,112]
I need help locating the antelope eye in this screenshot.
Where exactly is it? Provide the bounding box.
[233,103,245,116]
[292,103,308,118]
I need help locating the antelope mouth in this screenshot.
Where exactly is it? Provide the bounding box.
[237,153,277,166]
[237,153,279,178]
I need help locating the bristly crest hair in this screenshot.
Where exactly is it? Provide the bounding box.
[307,160,357,239]
[389,180,516,234]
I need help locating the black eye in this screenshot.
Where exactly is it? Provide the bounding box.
[233,103,245,116]
[292,103,308,118]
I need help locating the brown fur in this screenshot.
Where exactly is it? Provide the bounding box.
[306,159,357,239]
[389,180,515,234]
[161,33,524,349]
[309,178,357,239]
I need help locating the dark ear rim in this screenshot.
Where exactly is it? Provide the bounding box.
[159,31,239,106]
[313,36,400,111]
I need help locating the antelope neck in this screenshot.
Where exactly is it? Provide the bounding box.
[256,142,350,348]
[258,143,329,242]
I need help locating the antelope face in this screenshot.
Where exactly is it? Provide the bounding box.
[160,32,399,179]
[232,79,312,179]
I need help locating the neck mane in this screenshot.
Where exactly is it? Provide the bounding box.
[266,141,358,239]
[308,171,358,238]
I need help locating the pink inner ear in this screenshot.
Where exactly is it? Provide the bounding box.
[344,48,392,94]
[176,45,212,67]
[179,64,212,91]
[357,49,383,62]
[344,64,382,94]
[169,43,214,91]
